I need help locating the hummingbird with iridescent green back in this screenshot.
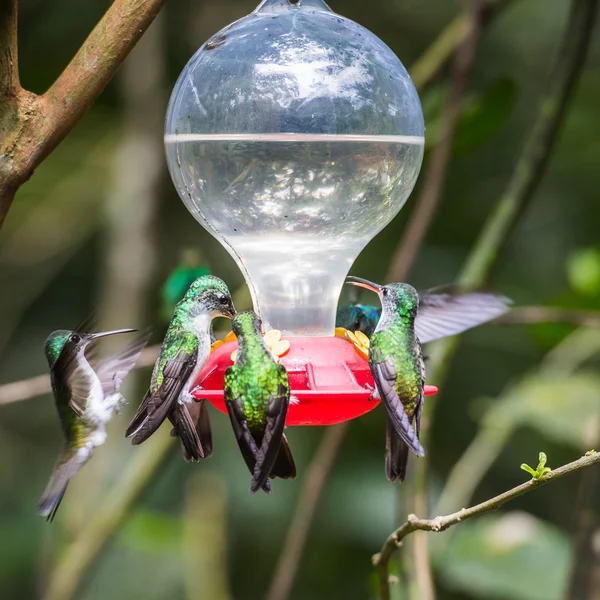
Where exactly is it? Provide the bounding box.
[224,310,296,494]
[126,275,235,461]
[40,323,149,521]
[346,276,511,482]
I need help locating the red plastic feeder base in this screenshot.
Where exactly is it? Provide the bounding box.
[192,336,438,426]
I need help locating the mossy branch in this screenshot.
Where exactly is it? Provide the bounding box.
[0,0,166,228]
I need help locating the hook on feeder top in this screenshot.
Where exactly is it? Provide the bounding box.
[164,0,431,425]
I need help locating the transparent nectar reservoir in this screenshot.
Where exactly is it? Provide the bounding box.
[164,0,425,336]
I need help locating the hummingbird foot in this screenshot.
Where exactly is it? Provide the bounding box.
[289,395,300,405]
[364,383,380,401]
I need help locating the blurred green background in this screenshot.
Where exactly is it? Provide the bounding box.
[1,0,600,599]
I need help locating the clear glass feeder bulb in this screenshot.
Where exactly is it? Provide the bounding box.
[165,0,424,336]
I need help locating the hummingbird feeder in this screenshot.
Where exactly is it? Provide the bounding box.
[164,0,436,426]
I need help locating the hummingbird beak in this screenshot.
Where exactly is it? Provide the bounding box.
[88,328,137,340]
[345,276,382,294]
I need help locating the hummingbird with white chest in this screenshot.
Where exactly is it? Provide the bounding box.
[346,276,511,482]
[126,275,235,461]
[40,323,149,521]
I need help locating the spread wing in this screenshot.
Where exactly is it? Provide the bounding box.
[370,348,424,457]
[95,331,151,396]
[251,365,292,493]
[415,292,511,344]
[127,347,198,444]
[53,345,91,418]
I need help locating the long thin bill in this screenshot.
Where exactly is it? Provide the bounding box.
[345,276,382,294]
[89,328,137,340]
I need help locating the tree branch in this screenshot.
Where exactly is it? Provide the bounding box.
[387,0,487,283]
[373,451,600,598]
[0,0,166,228]
[0,0,19,99]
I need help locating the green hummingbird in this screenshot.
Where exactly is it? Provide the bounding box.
[224,310,296,494]
[346,276,511,482]
[40,323,149,521]
[126,275,235,461]
[336,303,381,337]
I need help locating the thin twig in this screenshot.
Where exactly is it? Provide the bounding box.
[42,433,176,600]
[373,451,600,594]
[387,0,488,283]
[0,0,167,228]
[265,424,348,600]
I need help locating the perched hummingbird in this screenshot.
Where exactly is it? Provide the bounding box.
[40,324,149,521]
[224,310,296,494]
[336,303,381,337]
[126,275,235,461]
[346,276,511,482]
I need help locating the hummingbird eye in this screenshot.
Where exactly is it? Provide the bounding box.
[217,294,228,305]
[382,288,389,297]
[70,334,81,343]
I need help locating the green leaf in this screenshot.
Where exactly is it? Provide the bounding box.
[433,512,571,600]
[520,452,552,480]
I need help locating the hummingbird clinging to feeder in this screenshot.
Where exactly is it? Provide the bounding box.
[40,323,149,521]
[346,276,511,482]
[224,310,296,494]
[126,275,235,461]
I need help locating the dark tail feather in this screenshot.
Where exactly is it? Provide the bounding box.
[385,420,410,483]
[169,404,203,462]
[269,434,296,480]
[39,448,89,522]
[226,403,271,494]
[190,401,213,458]
[131,392,176,445]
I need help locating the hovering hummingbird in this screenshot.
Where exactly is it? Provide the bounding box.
[40,324,149,521]
[346,276,511,482]
[224,310,296,494]
[126,275,235,461]
[336,303,381,337]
